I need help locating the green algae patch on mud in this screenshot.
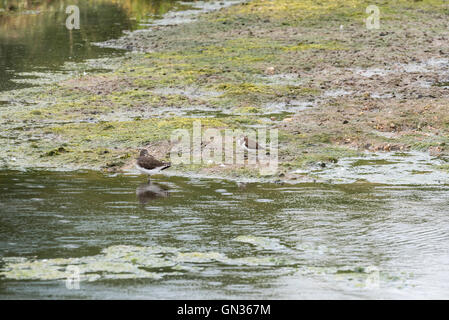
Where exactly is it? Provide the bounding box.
[224,0,367,23]
[282,42,346,52]
[224,0,448,24]
[233,106,262,114]
[278,128,363,170]
[39,118,228,170]
[351,159,399,167]
[3,0,449,180]
[432,81,449,88]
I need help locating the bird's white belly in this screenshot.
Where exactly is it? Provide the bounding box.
[135,164,163,175]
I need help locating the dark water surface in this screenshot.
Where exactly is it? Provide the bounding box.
[1,170,448,299]
[0,0,192,91]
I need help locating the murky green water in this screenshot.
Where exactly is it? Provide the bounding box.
[1,170,448,299]
[0,0,193,91]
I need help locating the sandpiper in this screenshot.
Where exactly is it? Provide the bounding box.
[135,149,171,181]
[237,136,270,155]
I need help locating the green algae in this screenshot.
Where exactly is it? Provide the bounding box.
[225,0,447,25]
[432,82,449,87]
[233,106,262,114]
[1,0,448,180]
[351,159,399,167]
[437,164,449,172]
[0,243,296,281]
[174,252,227,263]
[233,235,285,250]
[283,42,346,52]
[42,117,228,168]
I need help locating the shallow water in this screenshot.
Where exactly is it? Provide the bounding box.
[1,169,448,299]
[0,0,197,91]
[296,151,449,185]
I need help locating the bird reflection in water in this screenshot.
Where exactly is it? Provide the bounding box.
[136,182,169,204]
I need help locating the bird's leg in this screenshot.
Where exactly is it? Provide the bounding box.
[147,176,151,184]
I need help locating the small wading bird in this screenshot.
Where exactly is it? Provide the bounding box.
[136,149,171,182]
[237,136,270,155]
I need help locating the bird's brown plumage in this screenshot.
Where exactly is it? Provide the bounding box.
[137,150,171,170]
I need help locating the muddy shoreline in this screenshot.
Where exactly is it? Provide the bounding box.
[1,0,448,184]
